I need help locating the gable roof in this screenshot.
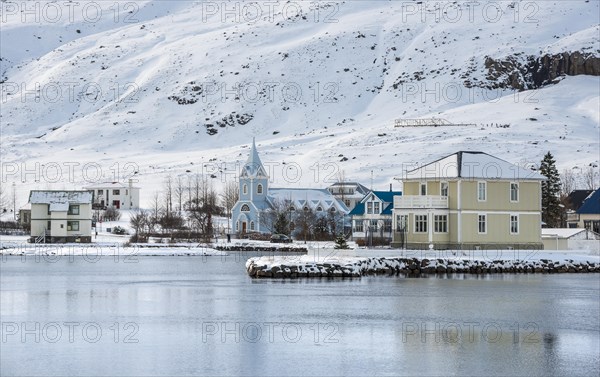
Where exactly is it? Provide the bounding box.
[403,151,546,181]
[328,181,370,193]
[350,190,402,215]
[577,189,600,214]
[268,188,349,213]
[567,189,594,211]
[29,190,93,211]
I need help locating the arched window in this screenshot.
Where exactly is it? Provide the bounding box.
[243,184,248,195]
[241,204,250,212]
[316,206,323,212]
[257,184,263,194]
[250,221,255,231]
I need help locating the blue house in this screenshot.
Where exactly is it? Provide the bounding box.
[574,188,600,233]
[350,190,402,244]
[231,139,349,235]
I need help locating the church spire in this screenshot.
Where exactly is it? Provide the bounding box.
[241,138,267,178]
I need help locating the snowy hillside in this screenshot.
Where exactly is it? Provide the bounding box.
[1,0,599,205]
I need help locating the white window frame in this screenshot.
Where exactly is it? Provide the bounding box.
[250,221,255,231]
[366,202,373,214]
[354,220,363,233]
[414,214,428,233]
[477,181,487,202]
[420,182,427,196]
[440,181,449,197]
[243,184,248,195]
[478,214,487,234]
[396,214,408,232]
[374,202,380,214]
[241,204,250,212]
[257,184,263,194]
[510,182,519,203]
[510,214,519,235]
[434,214,448,233]
[68,205,79,215]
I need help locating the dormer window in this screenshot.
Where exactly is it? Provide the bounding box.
[374,202,380,213]
[367,202,373,214]
[316,206,323,212]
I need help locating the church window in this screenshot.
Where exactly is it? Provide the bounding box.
[243,184,248,195]
[257,184,263,194]
[250,221,255,231]
[316,206,323,212]
[241,204,250,212]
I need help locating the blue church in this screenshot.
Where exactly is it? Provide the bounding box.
[231,139,349,234]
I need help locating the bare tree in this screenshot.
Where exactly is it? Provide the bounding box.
[104,206,122,221]
[175,175,185,213]
[0,184,7,211]
[130,209,149,243]
[293,207,317,243]
[220,181,239,233]
[560,169,576,198]
[148,191,162,235]
[164,175,173,216]
[583,166,599,190]
[260,198,292,234]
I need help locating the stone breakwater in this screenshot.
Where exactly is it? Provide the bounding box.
[216,245,308,253]
[246,257,600,278]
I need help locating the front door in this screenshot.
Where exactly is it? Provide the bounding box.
[113,200,120,209]
[242,222,247,234]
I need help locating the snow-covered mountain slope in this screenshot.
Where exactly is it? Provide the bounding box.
[1,1,598,205]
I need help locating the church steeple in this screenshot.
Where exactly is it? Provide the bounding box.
[241,137,268,179]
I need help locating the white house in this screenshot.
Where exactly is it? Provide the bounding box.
[28,190,93,243]
[83,180,140,210]
[350,189,403,244]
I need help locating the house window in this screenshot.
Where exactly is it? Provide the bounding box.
[126,189,128,195]
[367,202,373,214]
[478,214,487,234]
[384,219,392,232]
[113,189,120,195]
[510,183,519,202]
[415,214,428,233]
[374,202,380,214]
[478,182,487,201]
[289,206,295,212]
[344,200,351,207]
[440,182,448,197]
[257,184,263,194]
[67,221,79,231]
[250,221,255,231]
[243,184,248,195]
[241,204,250,212]
[68,205,79,215]
[396,215,408,232]
[354,221,363,232]
[420,182,427,196]
[434,215,447,233]
[510,215,519,234]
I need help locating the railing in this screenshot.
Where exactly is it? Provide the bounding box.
[394,195,448,209]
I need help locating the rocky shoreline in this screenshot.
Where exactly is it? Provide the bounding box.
[246,256,600,278]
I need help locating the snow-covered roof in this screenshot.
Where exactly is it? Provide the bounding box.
[29,190,93,210]
[83,181,140,189]
[268,188,349,213]
[577,189,599,215]
[541,228,587,239]
[403,151,546,181]
[19,203,31,210]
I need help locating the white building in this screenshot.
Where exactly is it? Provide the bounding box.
[83,180,140,210]
[327,182,370,211]
[28,190,93,243]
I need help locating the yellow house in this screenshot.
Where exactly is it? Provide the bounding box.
[28,190,94,243]
[391,151,546,250]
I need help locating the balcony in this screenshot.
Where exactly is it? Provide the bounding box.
[393,195,448,209]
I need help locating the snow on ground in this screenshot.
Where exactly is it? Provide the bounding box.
[1,1,598,207]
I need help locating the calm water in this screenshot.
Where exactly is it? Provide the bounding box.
[1,255,599,376]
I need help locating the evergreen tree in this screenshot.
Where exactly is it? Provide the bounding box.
[334,234,350,249]
[540,152,562,228]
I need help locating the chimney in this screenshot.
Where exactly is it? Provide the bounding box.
[389,183,392,192]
